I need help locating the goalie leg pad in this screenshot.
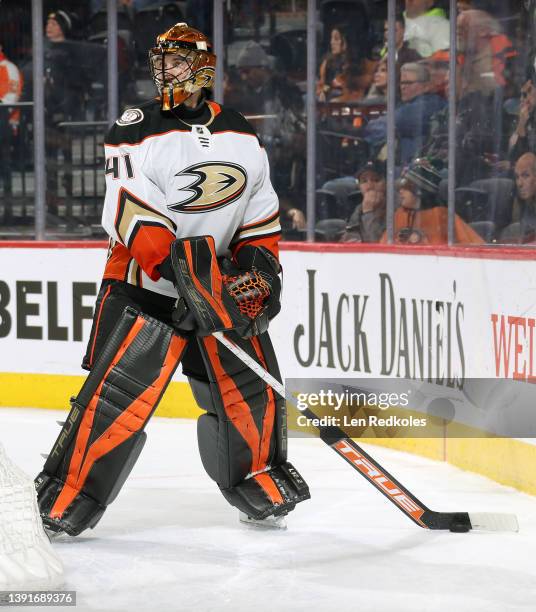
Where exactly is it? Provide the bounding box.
[220,462,310,520]
[195,331,287,488]
[35,473,105,536]
[35,430,146,536]
[35,307,186,536]
[191,330,310,516]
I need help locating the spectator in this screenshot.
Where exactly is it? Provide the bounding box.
[508,73,536,162]
[45,10,74,43]
[403,0,450,58]
[443,8,518,181]
[501,152,536,243]
[0,43,23,224]
[0,44,22,108]
[362,62,446,169]
[331,60,371,103]
[316,172,360,223]
[380,159,484,244]
[456,9,517,98]
[380,14,422,87]
[365,58,387,102]
[419,50,449,97]
[228,41,306,231]
[423,90,504,184]
[36,10,85,220]
[397,62,446,132]
[230,41,303,116]
[418,55,508,185]
[340,160,386,243]
[317,25,351,102]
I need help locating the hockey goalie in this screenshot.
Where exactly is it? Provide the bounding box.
[34,22,310,537]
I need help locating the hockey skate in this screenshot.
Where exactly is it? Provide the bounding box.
[42,523,69,541]
[239,511,287,530]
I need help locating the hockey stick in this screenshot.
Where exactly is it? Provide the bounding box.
[213,331,519,533]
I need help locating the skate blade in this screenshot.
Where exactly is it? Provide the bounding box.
[43,525,70,541]
[239,511,287,530]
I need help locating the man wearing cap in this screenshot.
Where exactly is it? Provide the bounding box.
[381,158,484,244]
[231,41,274,110]
[340,160,387,243]
[226,40,304,124]
[46,10,74,42]
[227,41,306,233]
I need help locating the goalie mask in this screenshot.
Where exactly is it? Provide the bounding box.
[149,22,216,111]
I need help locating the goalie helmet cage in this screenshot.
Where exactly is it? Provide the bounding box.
[0,443,64,589]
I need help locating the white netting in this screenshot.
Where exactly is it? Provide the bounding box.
[0,444,64,589]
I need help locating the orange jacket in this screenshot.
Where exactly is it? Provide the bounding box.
[381,206,484,244]
[0,51,23,127]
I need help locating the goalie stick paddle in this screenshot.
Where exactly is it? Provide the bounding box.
[213,331,519,533]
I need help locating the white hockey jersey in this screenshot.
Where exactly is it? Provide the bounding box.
[101,97,281,297]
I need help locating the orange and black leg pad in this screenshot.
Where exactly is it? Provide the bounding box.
[191,331,310,520]
[34,307,186,536]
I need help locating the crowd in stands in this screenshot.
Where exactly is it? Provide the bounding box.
[0,1,202,227]
[313,0,536,246]
[0,0,535,247]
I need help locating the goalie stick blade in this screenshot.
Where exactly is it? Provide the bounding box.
[468,512,519,532]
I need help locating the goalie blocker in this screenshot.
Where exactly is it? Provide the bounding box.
[35,237,309,536]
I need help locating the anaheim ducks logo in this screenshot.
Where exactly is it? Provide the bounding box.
[169,162,247,213]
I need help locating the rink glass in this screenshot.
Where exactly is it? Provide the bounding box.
[0,0,534,248]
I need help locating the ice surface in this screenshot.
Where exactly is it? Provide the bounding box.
[1,408,536,612]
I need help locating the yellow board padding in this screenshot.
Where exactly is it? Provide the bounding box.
[0,373,87,411]
[446,437,536,496]
[443,419,536,495]
[364,436,536,495]
[0,373,202,419]
[361,416,536,495]
[361,437,446,462]
[154,382,203,419]
[3,373,536,495]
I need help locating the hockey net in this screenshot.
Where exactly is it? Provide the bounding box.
[0,443,63,589]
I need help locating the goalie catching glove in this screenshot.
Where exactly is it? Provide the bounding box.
[159,236,281,338]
